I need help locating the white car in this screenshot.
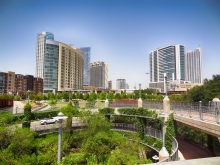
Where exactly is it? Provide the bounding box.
[40,118,58,125]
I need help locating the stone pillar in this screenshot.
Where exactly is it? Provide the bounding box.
[163,96,170,114]
[105,99,109,108]
[138,98,143,108]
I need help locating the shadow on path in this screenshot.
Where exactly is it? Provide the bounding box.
[177,138,213,160]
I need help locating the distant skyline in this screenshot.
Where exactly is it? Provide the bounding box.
[0,0,220,89]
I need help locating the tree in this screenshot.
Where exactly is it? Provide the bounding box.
[88,92,97,102]
[23,103,32,128]
[99,91,107,100]
[7,127,36,157]
[14,95,21,101]
[115,93,121,99]
[83,93,89,100]
[48,98,57,110]
[120,92,127,99]
[108,92,115,103]
[61,102,79,139]
[47,91,55,99]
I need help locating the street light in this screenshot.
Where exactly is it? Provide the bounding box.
[146,72,149,89]
[54,112,68,162]
[159,112,169,160]
[164,76,168,96]
[69,90,71,102]
[139,83,141,99]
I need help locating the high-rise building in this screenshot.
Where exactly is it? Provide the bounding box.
[77,47,91,86]
[15,74,25,95]
[108,80,112,89]
[0,72,6,94]
[185,47,202,83]
[33,77,44,94]
[90,61,108,89]
[149,45,185,92]
[58,44,84,91]
[6,71,15,94]
[36,32,83,93]
[116,79,126,89]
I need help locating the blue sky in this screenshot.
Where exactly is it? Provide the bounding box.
[0,0,220,89]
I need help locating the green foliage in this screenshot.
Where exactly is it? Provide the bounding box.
[88,92,97,102]
[115,93,121,99]
[62,92,69,100]
[0,94,14,100]
[7,127,36,157]
[165,114,176,154]
[185,74,220,102]
[120,92,127,99]
[99,91,107,100]
[0,112,14,126]
[83,93,89,100]
[108,91,115,101]
[24,103,32,125]
[47,91,55,99]
[0,126,12,150]
[98,108,115,114]
[14,95,21,101]
[48,98,57,110]
[61,153,86,165]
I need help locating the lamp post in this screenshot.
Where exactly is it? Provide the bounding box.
[54,112,68,162]
[159,112,169,161]
[69,89,71,102]
[138,83,141,99]
[146,72,149,88]
[164,76,168,96]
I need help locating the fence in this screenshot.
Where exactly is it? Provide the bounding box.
[172,101,220,124]
[112,123,178,162]
[30,121,178,162]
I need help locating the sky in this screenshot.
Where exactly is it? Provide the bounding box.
[0,0,220,89]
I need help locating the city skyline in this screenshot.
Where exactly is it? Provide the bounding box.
[0,0,220,89]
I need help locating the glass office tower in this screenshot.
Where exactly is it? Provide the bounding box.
[149,45,185,82]
[36,32,59,93]
[78,47,91,86]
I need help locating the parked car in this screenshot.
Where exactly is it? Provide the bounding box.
[40,118,58,125]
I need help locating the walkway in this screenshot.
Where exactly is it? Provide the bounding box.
[177,138,213,160]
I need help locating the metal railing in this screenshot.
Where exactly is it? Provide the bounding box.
[143,102,163,111]
[172,101,220,124]
[31,122,178,162]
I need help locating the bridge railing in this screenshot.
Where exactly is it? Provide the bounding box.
[31,122,178,162]
[172,102,220,124]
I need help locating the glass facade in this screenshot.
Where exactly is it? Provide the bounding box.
[36,32,59,93]
[149,45,185,82]
[43,43,59,92]
[0,72,6,94]
[78,47,91,86]
[158,46,176,82]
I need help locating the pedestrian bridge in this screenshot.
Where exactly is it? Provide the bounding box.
[141,100,220,137]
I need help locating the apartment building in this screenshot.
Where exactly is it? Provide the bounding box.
[36,32,84,93]
[90,61,108,89]
[58,44,83,91]
[185,47,202,83]
[116,79,126,89]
